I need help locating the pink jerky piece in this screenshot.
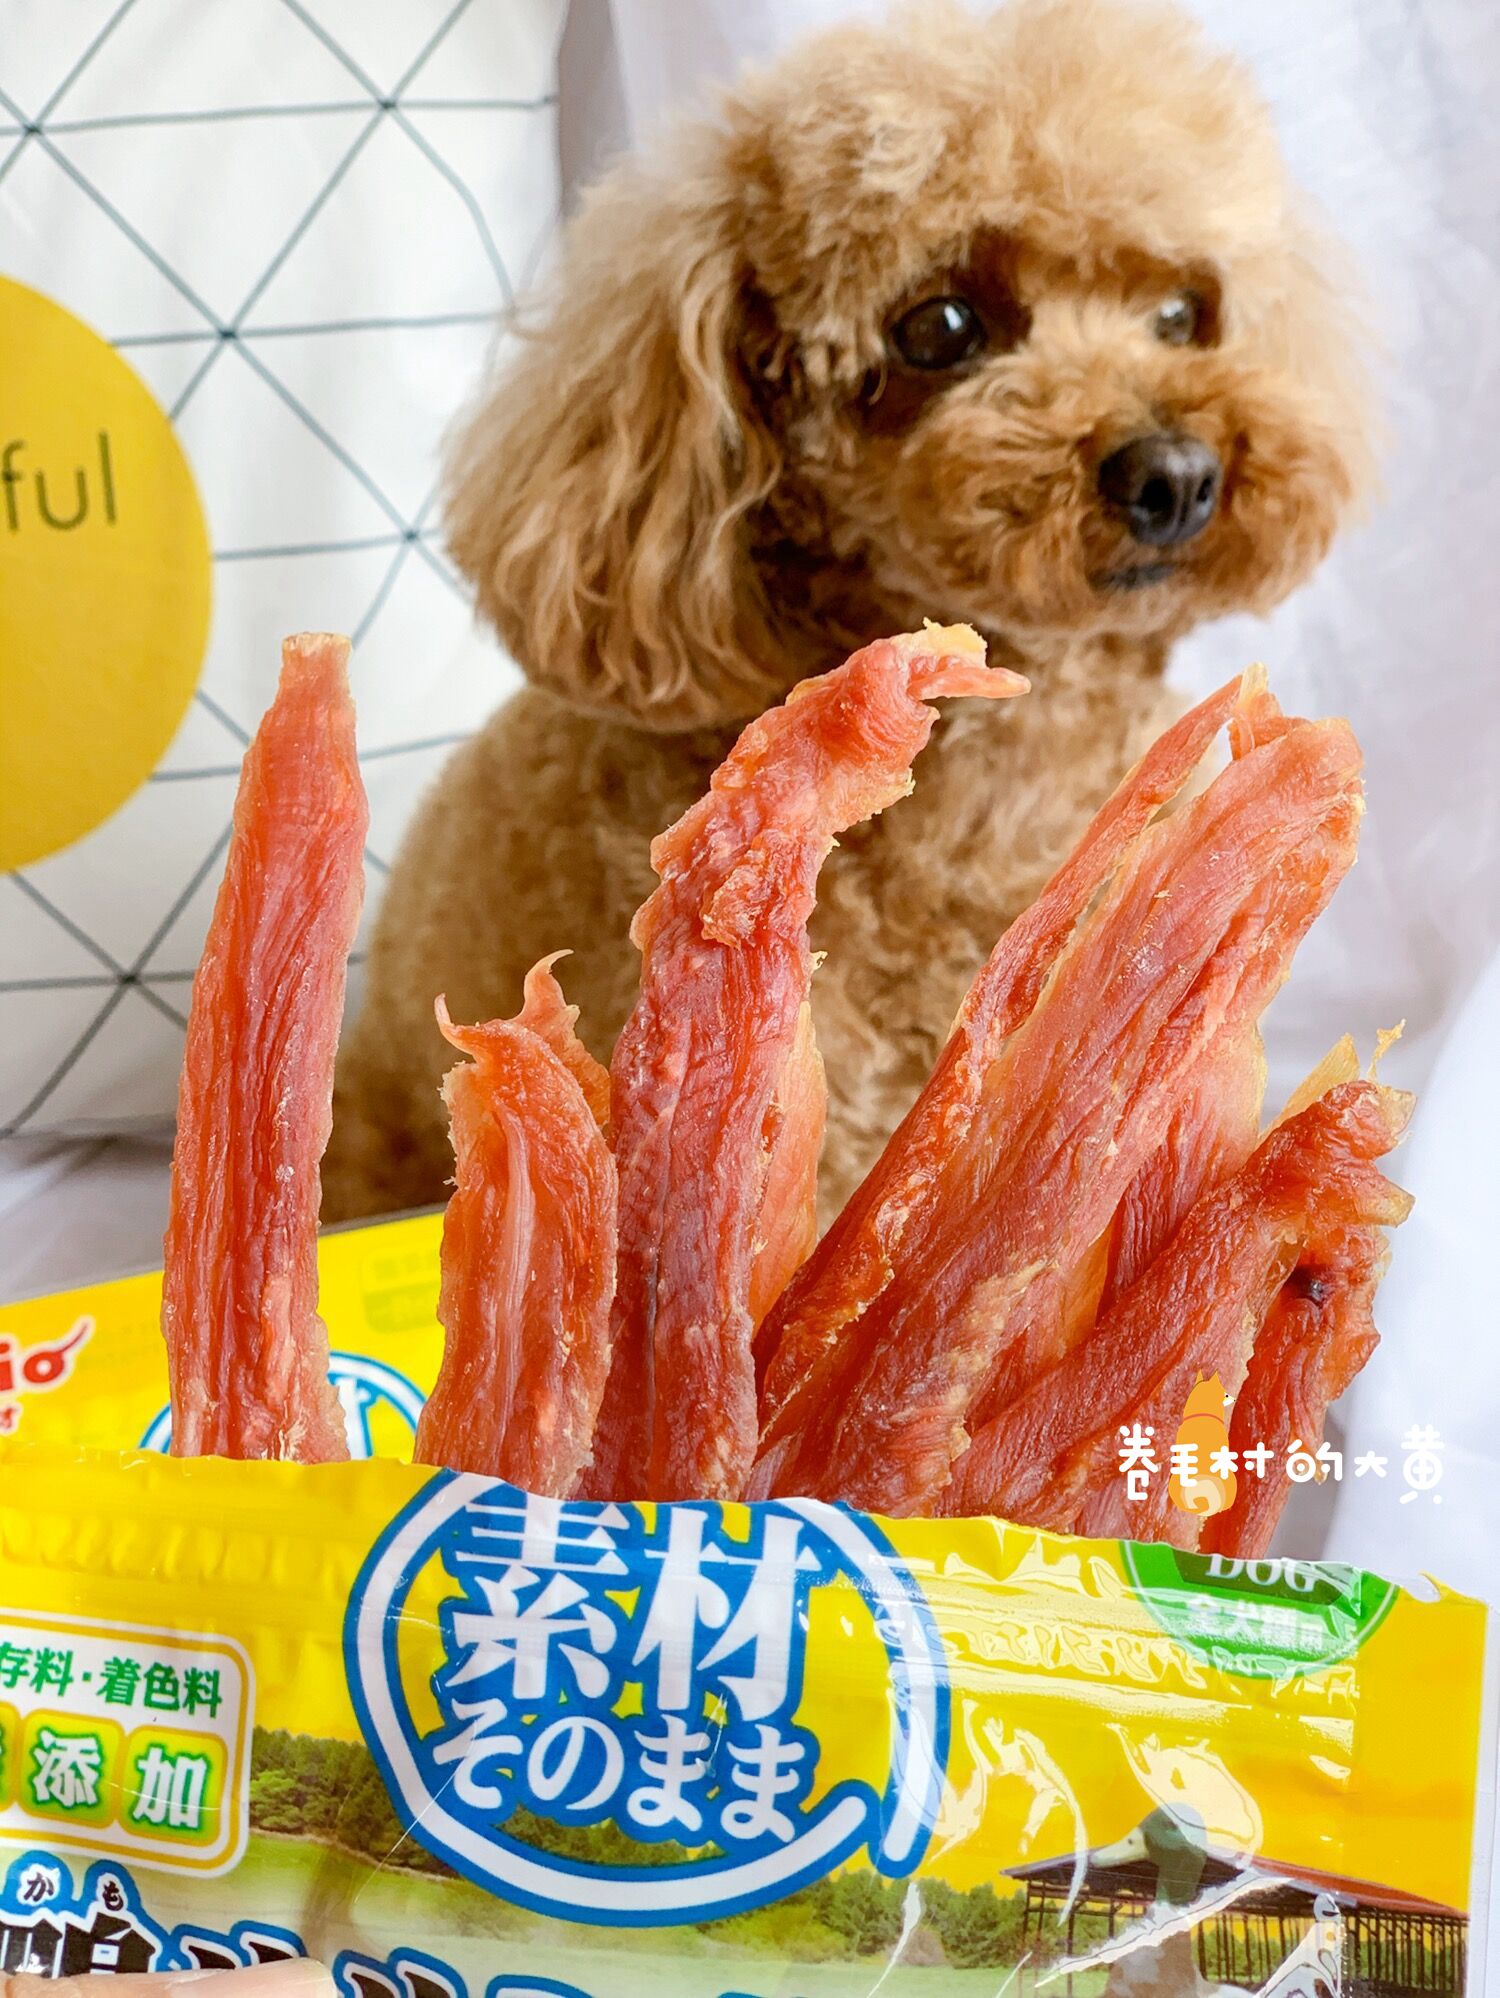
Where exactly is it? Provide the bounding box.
[162,634,366,1461]
[415,962,617,1495]
[581,626,1025,1501]
[753,674,1246,1503]
[758,686,1363,1515]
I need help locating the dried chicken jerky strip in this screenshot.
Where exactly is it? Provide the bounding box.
[951,779,1364,1518]
[751,675,1244,1496]
[760,702,1362,1515]
[967,1213,1114,1416]
[949,1081,1411,1541]
[749,1001,826,1343]
[974,680,1283,1408]
[1082,675,1280,1311]
[971,1024,1267,1429]
[1277,1032,1360,1124]
[580,626,1025,1503]
[509,951,612,1128]
[162,634,366,1461]
[1228,661,1293,755]
[1197,1036,1397,1557]
[1084,705,1279,1324]
[1097,1026,1267,1317]
[1199,1223,1389,1559]
[1079,1082,1410,1546]
[414,966,617,1494]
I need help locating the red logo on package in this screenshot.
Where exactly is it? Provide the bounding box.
[0,1316,94,1431]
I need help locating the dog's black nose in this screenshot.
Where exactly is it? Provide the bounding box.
[1097,433,1221,547]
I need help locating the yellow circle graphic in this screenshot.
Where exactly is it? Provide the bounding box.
[0,277,213,871]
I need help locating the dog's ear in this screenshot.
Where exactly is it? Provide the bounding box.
[444,155,787,732]
[1269,205,1380,515]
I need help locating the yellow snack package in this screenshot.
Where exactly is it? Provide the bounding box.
[0,1224,1492,1996]
[0,1213,445,1459]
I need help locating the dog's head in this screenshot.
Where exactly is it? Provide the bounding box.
[446,0,1372,730]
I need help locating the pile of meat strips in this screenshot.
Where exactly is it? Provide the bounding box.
[161,627,1410,1559]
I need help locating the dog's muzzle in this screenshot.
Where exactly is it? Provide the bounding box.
[1097,432,1221,549]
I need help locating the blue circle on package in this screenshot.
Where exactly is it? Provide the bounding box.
[140,1351,424,1458]
[343,1472,951,1927]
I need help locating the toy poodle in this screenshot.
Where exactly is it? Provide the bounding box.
[324,0,1371,1226]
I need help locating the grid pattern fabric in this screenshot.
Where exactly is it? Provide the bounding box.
[0,0,562,1135]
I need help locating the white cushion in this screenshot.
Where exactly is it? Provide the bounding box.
[0,0,562,1136]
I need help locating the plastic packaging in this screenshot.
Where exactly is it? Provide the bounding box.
[0,1446,1487,1992]
[0,1213,444,1461]
[0,1222,1491,1995]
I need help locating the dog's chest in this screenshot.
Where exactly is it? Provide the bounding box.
[814,664,1173,982]
[559,661,1176,1216]
[803,663,1177,1210]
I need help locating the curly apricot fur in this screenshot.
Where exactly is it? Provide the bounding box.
[326,0,1371,1226]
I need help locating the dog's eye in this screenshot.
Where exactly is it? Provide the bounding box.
[891,296,986,371]
[1153,290,1203,346]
